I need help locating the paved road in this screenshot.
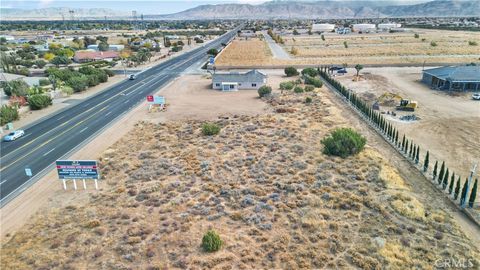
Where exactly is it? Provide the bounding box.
[262,31,291,60]
[0,27,240,205]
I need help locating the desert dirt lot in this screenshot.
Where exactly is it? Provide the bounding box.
[335,67,480,182]
[1,71,479,269]
[215,29,480,67]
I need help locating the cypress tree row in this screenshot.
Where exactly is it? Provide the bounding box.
[415,146,420,164]
[395,130,399,145]
[469,179,478,208]
[454,178,461,200]
[438,161,445,185]
[460,178,469,206]
[401,135,406,150]
[405,140,409,153]
[409,143,413,158]
[442,169,449,190]
[423,151,430,173]
[432,160,438,180]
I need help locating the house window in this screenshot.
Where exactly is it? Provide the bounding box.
[216,83,220,87]
[230,84,235,89]
[252,83,257,87]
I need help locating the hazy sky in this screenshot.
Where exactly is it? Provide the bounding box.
[1,0,431,14]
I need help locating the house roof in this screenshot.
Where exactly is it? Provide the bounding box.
[423,66,480,82]
[74,51,119,60]
[213,70,267,83]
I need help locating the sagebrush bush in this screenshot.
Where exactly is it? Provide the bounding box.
[304,85,315,92]
[257,85,272,98]
[202,230,222,252]
[305,97,312,103]
[321,128,366,158]
[202,123,221,136]
[304,76,323,88]
[294,86,304,93]
[284,66,299,77]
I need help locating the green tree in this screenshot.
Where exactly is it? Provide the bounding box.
[423,151,430,172]
[321,128,366,158]
[468,179,478,208]
[98,42,109,51]
[448,173,456,194]
[460,178,469,206]
[438,161,445,185]
[354,64,363,78]
[415,146,420,164]
[207,48,218,56]
[28,94,52,110]
[454,178,461,200]
[34,59,47,69]
[301,68,318,77]
[442,169,449,190]
[0,105,19,125]
[2,79,29,97]
[50,56,71,67]
[284,67,299,77]
[433,160,438,180]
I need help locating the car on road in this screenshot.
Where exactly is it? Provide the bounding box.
[472,93,480,100]
[129,74,136,80]
[3,130,25,141]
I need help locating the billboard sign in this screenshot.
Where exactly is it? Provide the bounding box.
[56,160,99,179]
[153,96,165,105]
[209,56,215,64]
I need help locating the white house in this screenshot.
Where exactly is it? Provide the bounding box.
[311,23,335,32]
[352,24,376,32]
[212,70,267,91]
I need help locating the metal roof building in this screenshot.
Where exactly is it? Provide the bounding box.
[422,66,480,91]
[212,70,267,91]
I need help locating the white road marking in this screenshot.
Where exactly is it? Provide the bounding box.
[123,100,130,104]
[79,127,89,133]
[42,148,56,157]
[105,111,112,116]
[57,115,67,120]
[0,180,7,185]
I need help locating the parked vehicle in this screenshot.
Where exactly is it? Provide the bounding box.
[3,130,25,141]
[472,93,480,100]
[129,74,136,80]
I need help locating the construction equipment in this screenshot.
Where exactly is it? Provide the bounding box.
[396,99,417,112]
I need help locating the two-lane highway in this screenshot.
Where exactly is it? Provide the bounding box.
[0,27,240,204]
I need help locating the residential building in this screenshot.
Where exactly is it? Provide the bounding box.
[212,70,267,91]
[422,66,480,91]
[87,44,125,51]
[311,23,335,32]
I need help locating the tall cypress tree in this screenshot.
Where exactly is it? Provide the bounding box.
[395,130,399,145]
[468,179,478,208]
[454,178,461,200]
[438,161,445,185]
[432,160,438,180]
[442,169,449,190]
[409,143,413,158]
[460,178,469,206]
[415,146,420,164]
[448,174,456,194]
[423,151,430,172]
[401,135,406,149]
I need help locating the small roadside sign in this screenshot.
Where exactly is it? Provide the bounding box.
[209,56,215,64]
[153,96,165,105]
[147,95,154,102]
[25,167,32,177]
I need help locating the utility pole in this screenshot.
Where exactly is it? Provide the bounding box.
[461,163,477,208]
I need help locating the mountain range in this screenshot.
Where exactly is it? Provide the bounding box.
[1,0,479,20]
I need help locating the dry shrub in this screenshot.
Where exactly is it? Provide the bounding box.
[390,193,425,221]
[85,219,101,228]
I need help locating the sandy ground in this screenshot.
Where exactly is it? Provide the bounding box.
[0,73,267,239]
[335,67,480,180]
[1,70,479,269]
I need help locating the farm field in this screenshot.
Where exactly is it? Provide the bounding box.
[1,71,479,269]
[334,67,480,212]
[215,30,480,67]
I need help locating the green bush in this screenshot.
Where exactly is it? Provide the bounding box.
[294,86,304,93]
[257,85,272,98]
[301,68,318,77]
[284,66,299,77]
[67,76,89,92]
[321,128,366,158]
[430,41,438,47]
[304,76,323,88]
[28,94,52,110]
[279,81,295,91]
[305,97,312,103]
[202,230,222,252]
[105,69,115,77]
[39,79,51,86]
[304,85,315,92]
[468,41,478,46]
[202,123,221,136]
[0,105,19,125]
[2,79,30,97]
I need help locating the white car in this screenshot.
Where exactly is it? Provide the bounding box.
[3,130,25,142]
[129,74,136,80]
[472,93,480,100]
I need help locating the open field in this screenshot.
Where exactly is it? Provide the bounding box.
[215,30,480,67]
[2,72,479,269]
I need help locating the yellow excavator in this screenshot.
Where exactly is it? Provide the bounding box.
[396,99,417,112]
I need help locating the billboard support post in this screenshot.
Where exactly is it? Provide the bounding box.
[63,179,67,190]
[73,179,77,190]
[83,179,87,190]
[95,179,98,190]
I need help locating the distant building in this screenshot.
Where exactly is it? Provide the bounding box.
[87,44,125,51]
[311,23,335,32]
[32,43,49,52]
[377,23,402,31]
[238,30,257,38]
[0,35,15,42]
[352,24,376,32]
[212,70,267,91]
[422,66,480,91]
[73,51,119,63]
